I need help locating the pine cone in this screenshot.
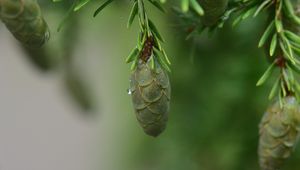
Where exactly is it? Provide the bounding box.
[258,96,300,170]
[197,0,228,26]
[129,61,171,137]
[0,0,49,48]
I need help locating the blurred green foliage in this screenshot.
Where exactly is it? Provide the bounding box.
[39,1,300,169]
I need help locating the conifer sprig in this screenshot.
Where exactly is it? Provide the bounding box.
[174,0,228,38]
[125,0,171,72]
[174,0,300,105]
[160,0,204,16]
[53,0,170,71]
[249,0,300,106]
[181,0,204,16]
[217,0,300,106]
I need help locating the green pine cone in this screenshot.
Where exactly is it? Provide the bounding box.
[129,61,171,137]
[0,0,49,48]
[258,96,300,170]
[197,0,228,26]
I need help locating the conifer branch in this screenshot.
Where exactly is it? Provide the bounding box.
[248,0,300,105]
[126,0,171,72]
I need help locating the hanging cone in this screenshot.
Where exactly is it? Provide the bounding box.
[258,96,300,170]
[0,0,49,48]
[129,60,171,137]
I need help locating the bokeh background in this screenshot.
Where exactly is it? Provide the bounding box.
[1,1,300,170]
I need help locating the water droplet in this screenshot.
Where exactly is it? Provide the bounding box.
[127,89,132,95]
[45,30,50,41]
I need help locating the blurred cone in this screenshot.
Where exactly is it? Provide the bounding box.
[0,0,50,48]
[64,69,96,112]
